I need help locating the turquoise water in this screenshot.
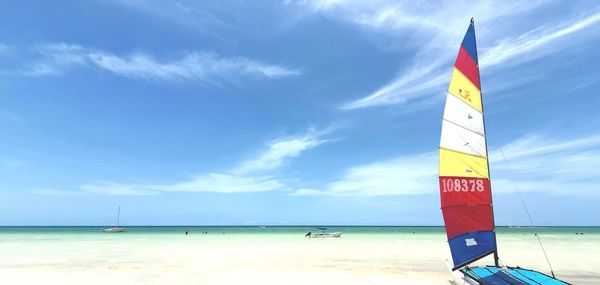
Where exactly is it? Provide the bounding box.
[0,226,597,235]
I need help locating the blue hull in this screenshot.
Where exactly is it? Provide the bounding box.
[461,266,571,285]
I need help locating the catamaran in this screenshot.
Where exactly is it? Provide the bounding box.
[104,205,125,233]
[439,18,570,284]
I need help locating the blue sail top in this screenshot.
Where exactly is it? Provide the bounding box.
[461,19,478,64]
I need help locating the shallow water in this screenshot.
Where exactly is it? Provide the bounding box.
[0,226,598,284]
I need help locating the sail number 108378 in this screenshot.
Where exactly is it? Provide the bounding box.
[440,178,485,192]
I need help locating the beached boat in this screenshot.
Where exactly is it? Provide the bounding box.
[306,227,342,238]
[438,18,570,284]
[104,206,125,233]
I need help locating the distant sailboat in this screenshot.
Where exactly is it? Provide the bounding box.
[104,206,125,233]
[439,18,569,284]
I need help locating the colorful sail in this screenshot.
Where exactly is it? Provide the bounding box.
[439,19,497,270]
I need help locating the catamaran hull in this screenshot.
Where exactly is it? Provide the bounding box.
[446,260,570,285]
[446,260,478,284]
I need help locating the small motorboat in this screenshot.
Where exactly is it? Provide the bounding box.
[306,227,342,238]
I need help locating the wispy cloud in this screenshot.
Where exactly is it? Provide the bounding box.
[0,44,16,56]
[0,111,25,123]
[88,51,300,82]
[80,182,160,196]
[339,64,449,109]
[2,159,26,168]
[295,133,600,197]
[31,188,83,197]
[480,10,600,67]
[160,174,283,193]
[489,134,600,195]
[82,175,283,196]
[291,187,328,196]
[82,129,328,195]
[19,43,89,76]
[233,129,329,174]
[297,1,600,110]
[322,152,437,196]
[3,43,300,83]
[112,0,235,35]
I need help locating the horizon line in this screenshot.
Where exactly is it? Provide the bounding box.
[1,225,599,227]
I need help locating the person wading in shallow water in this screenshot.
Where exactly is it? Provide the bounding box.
[185,230,189,235]
[305,231,312,238]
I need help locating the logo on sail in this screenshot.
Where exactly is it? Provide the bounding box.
[458,88,471,102]
[465,238,477,247]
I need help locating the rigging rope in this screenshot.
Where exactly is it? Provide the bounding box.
[496,147,556,278]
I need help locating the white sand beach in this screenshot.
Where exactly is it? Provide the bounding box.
[0,229,598,285]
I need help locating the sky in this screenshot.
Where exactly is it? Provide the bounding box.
[1,0,599,226]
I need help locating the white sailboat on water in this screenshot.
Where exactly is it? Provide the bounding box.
[104,205,125,233]
[438,18,569,284]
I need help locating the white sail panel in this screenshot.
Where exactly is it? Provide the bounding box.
[442,93,484,136]
[440,120,487,157]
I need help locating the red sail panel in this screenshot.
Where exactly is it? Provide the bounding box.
[442,205,494,240]
[439,177,491,207]
[454,46,480,89]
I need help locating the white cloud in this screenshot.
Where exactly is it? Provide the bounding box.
[325,152,437,196]
[489,135,600,195]
[2,159,26,168]
[81,182,159,196]
[8,43,300,83]
[88,51,300,82]
[0,44,16,56]
[291,188,327,196]
[31,188,83,196]
[112,0,234,34]
[298,0,599,110]
[301,133,600,197]
[21,43,89,76]
[82,175,283,195]
[83,129,328,195]
[234,130,328,174]
[480,10,600,67]
[340,64,448,109]
[158,173,283,193]
[0,111,25,123]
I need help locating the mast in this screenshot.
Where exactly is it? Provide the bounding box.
[471,17,500,266]
[470,17,500,267]
[116,205,121,227]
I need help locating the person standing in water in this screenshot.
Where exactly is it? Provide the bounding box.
[185,230,189,235]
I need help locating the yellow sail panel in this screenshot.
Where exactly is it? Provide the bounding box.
[448,68,482,112]
[440,148,488,178]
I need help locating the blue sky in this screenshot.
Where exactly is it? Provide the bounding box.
[1,0,599,226]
